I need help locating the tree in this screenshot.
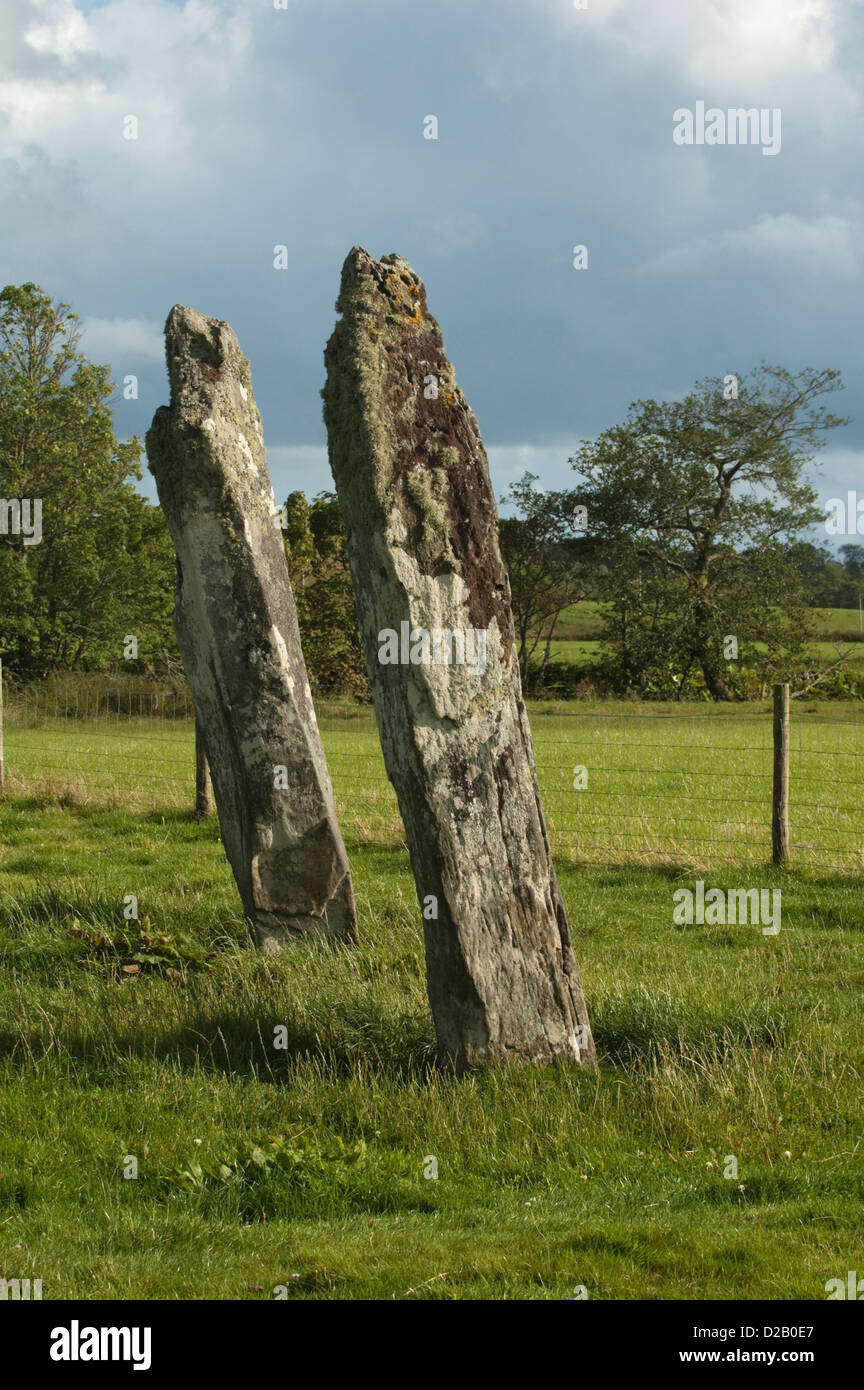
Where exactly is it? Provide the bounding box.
[839,544,864,616]
[570,365,847,699]
[0,282,176,676]
[498,473,592,688]
[281,490,367,696]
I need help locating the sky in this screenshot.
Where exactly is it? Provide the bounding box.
[2,0,863,539]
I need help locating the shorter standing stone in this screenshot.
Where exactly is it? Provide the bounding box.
[147,306,357,949]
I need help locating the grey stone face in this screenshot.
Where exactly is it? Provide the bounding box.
[147,306,356,949]
[323,249,595,1068]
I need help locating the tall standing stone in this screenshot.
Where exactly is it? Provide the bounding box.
[147,306,357,949]
[323,249,595,1069]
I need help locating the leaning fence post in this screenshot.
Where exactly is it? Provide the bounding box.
[772,682,790,865]
[195,714,213,818]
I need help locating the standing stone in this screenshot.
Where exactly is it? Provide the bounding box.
[323,249,595,1068]
[147,306,357,949]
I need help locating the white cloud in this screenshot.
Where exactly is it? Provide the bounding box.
[80,315,165,362]
[556,0,846,85]
[639,213,862,277]
[0,0,254,172]
[25,0,90,64]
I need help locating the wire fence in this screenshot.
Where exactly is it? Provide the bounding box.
[1,682,861,872]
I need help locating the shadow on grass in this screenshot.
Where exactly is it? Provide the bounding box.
[0,999,438,1084]
[594,1006,785,1070]
[1,854,844,1084]
[0,882,244,947]
[0,986,790,1086]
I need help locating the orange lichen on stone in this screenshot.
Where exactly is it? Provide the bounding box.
[380,269,424,323]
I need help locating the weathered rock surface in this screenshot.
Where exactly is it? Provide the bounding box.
[147,305,356,949]
[323,249,595,1068]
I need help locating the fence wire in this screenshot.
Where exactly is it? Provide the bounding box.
[1,688,861,871]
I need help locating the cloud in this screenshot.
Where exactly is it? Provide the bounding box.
[639,213,862,278]
[0,0,254,173]
[24,0,90,64]
[3,0,863,466]
[80,315,165,362]
[552,0,847,85]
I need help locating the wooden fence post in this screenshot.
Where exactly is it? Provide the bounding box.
[195,714,213,818]
[772,682,790,865]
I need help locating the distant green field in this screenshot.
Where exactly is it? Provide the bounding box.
[812,607,864,637]
[553,600,607,641]
[805,641,864,670]
[548,605,864,671]
[545,639,602,665]
[548,639,864,672]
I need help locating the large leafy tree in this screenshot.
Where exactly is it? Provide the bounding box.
[0,283,175,676]
[498,473,593,687]
[570,365,846,699]
[281,490,367,697]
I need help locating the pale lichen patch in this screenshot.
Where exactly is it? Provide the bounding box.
[237,433,255,470]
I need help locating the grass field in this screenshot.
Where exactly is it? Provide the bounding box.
[1,701,862,1300]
